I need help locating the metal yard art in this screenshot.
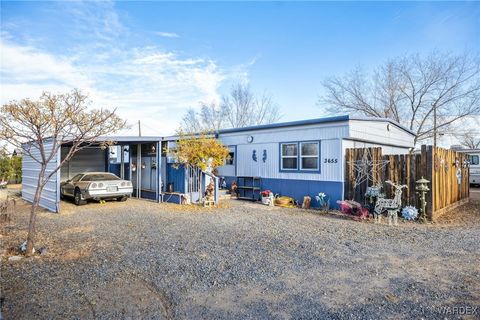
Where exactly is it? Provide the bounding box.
[349,148,389,188]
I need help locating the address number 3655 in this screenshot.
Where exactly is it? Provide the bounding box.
[324,158,338,163]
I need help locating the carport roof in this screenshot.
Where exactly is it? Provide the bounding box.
[93,136,162,143]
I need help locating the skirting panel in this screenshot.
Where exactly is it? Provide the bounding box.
[223,176,343,208]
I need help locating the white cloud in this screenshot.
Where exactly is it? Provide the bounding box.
[0,38,228,135]
[154,31,180,38]
[0,1,254,136]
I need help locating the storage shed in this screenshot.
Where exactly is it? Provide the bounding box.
[215,115,415,207]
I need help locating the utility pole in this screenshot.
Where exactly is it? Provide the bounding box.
[138,120,142,137]
[433,103,437,148]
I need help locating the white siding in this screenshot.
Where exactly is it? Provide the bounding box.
[217,146,236,177]
[219,121,350,146]
[342,140,411,155]
[217,122,348,182]
[22,141,60,213]
[348,120,415,148]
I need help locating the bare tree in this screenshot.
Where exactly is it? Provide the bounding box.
[0,89,125,255]
[181,108,204,133]
[222,83,281,128]
[180,103,225,133]
[319,53,480,144]
[180,83,282,132]
[457,129,480,149]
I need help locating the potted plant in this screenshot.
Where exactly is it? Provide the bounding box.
[261,189,272,205]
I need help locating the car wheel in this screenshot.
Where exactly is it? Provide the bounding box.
[74,189,86,206]
[117,196,128,202]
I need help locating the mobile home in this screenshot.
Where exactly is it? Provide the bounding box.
[458,149,480,186]
[22,115,415,212]
[216,115,415,206]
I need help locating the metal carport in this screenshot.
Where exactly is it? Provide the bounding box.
[21,136,162,213]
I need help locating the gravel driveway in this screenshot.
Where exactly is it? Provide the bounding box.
[1,194,479,319]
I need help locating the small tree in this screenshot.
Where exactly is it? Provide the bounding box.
[0,89,125,255]
[0,149,13,182]
[168,132,229,172]
[11,154,22,183]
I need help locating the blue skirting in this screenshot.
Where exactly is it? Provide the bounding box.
[162,193,182,204]
[223,176,343,208]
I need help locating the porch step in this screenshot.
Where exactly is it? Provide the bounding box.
[218,189,231,200]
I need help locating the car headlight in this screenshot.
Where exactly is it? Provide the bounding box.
[121,182,126,187]
[90,183,97,189]
[98,183,104,188]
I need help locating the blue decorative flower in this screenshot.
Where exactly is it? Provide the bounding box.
[401,206,418,221]
[315,192,330,208]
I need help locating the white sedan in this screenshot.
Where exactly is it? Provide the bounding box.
[60,172,133,205]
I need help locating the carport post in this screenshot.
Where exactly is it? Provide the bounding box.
[156,141,161,203]
[137,144,141,198]
[120,144,124,179]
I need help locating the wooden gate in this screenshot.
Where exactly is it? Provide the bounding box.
[344,146,470,220]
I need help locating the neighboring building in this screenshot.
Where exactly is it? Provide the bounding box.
[22,115,415,212]
[457,148,480,186]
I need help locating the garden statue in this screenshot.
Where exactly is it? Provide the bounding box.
[230,181,239,198]
[203,179,215,207]
[415,177,430,223]
[374,180,407,225]
[205,180,215,201]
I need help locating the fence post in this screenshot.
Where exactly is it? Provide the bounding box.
[425,145,434,220]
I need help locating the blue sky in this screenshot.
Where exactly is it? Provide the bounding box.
[1,1,479,136]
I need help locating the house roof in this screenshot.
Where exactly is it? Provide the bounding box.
[93,115,416,142]
[217,115,416,136]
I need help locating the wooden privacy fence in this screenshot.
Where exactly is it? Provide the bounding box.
[344,146,470,220]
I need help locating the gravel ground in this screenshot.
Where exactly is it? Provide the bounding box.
[1,188,479,319]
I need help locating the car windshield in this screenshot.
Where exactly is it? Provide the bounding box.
[71,174,83,182]
[80,173,121,182]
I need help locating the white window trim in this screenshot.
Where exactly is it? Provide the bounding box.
[281,143,298,170]
[299,142,319,171]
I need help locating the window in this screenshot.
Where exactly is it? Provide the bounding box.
[71,174,83,182]
[281,143,298,170]
[300,142,319,170]
[225,151,235,165]
[109,146,120,164]
[470,155,479,165]
[280,141,320,172]
[81,173,120,181]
